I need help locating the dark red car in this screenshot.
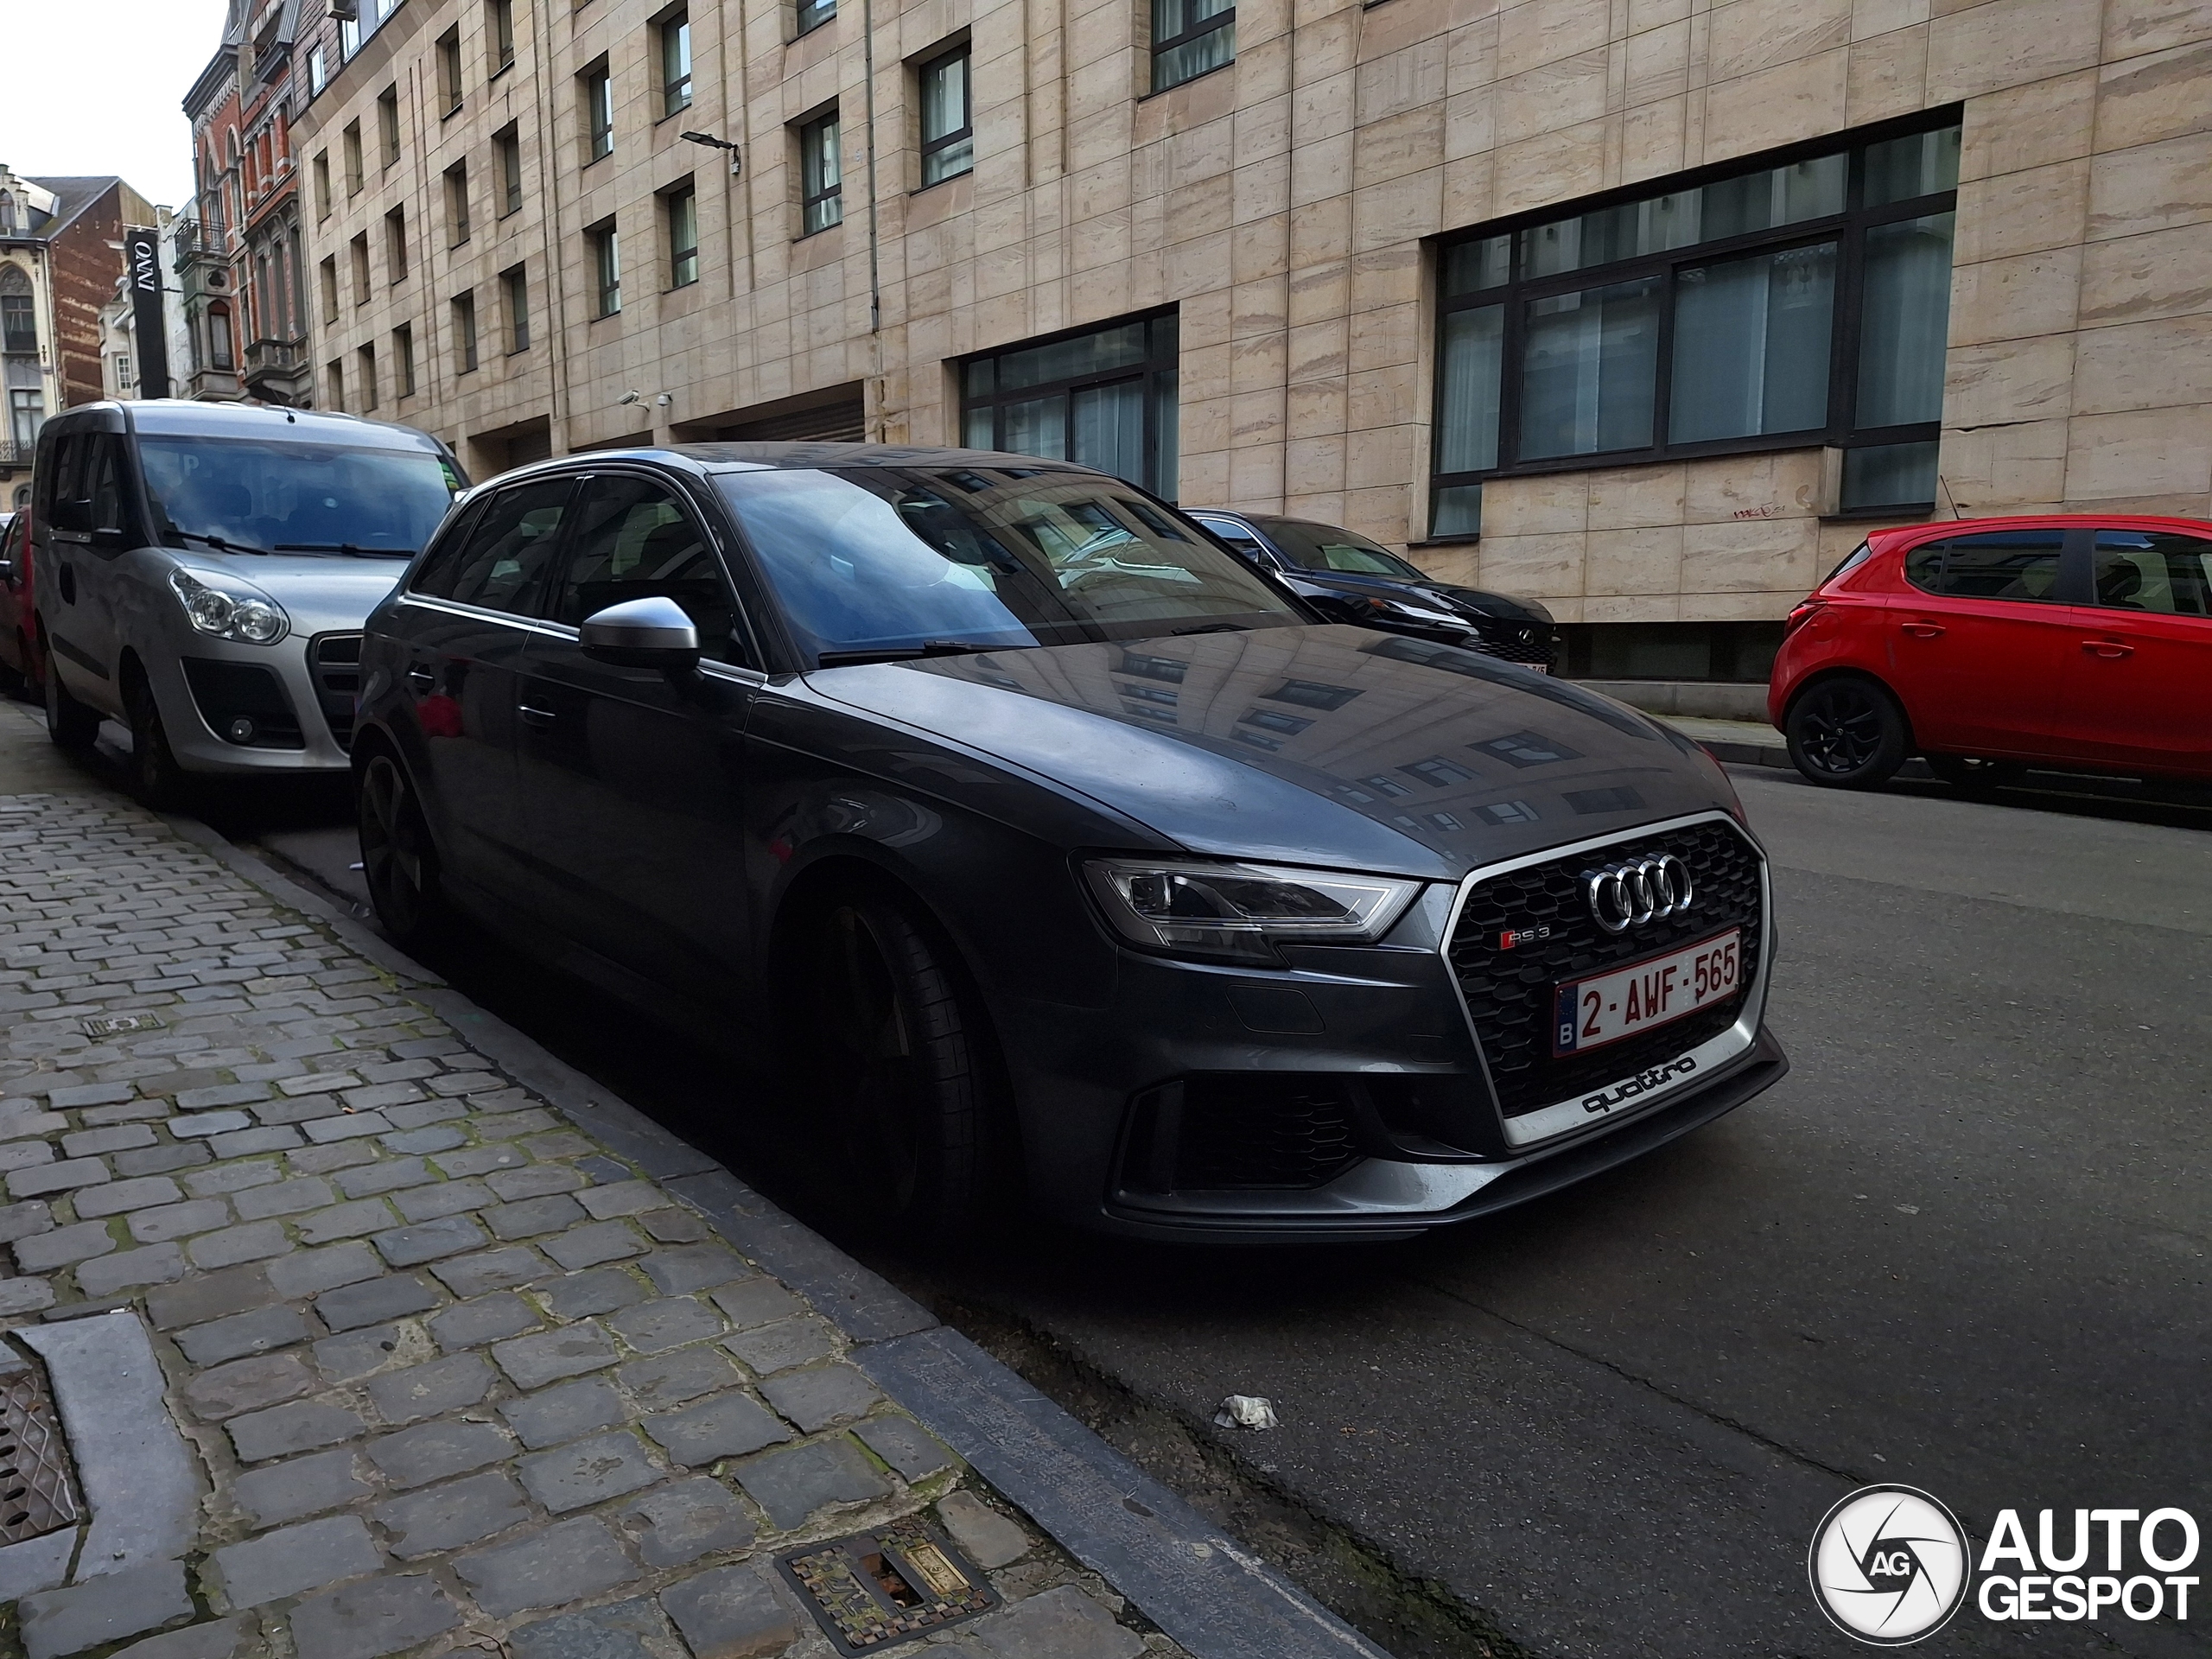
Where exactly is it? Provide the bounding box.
[0,508,37,699]
[1769,514,2212,789]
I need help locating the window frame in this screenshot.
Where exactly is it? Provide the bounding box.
[658,8,693,119]
[377,86,402,170]
[488,0,517,76]
[1428,111,1964,538]
[501,264,531,353]
[917,42,972,188]
[797,108,843,236]
[437,27,465,114]
[794,0,835,39]
[582,60,614,164]
[1149,0,1235,93]
[589,219,621,318]
[445,161,472,245]
[385,205,410,283]
[394,322,416,397]
[453,290,480,373]
[664,181,699,289]
[496,124,525,216]
[957,308,1181,500]
[357,341,379,410]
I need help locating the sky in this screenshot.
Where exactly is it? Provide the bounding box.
[0,2,233,213]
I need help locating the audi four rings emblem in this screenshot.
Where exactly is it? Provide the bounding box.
[1585,855,1694,932]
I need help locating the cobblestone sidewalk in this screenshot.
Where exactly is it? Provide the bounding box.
[0,782,1178,1659]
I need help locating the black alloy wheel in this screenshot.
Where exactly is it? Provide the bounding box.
[125,674,190,811]
[1922,753,2026,794]
[43,652,99,752]
[358,751,446,951]
[1785,677,1908,788]
[798,891,989,1236]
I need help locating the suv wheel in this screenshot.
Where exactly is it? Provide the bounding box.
[796,889,993,1236]
[358,752,447,952]
[1785,677,1908,788]
[125,675,191,811]
[44,654,99,752]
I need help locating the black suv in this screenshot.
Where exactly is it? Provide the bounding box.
[1188,510,1557,670]
[355,445,1783,1240]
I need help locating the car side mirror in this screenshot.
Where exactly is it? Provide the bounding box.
[49,499,91,534]
[578,594,701,671]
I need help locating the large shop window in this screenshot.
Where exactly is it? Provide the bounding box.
[1431,119,1961,536]
[959,311,1179,500]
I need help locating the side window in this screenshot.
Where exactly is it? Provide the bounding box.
[2092,530,2212,617]
[35,435,77,518]
[423,478,572,614]
[553,475,741,661]
[86,438,127,533]
[1196,517,1267,563]
[406,498,487,598]
[1904,529,2064,603]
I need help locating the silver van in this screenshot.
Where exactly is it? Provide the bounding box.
[30,400,464,804]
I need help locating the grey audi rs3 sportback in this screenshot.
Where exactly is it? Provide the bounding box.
[354,443,1786,1240]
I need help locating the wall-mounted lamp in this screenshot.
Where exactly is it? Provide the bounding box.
[679,130,743,177]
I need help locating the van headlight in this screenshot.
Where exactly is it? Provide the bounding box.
[1083,856,1423,963]
[168,569,289,645]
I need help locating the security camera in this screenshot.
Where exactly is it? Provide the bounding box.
[618,391,641,405]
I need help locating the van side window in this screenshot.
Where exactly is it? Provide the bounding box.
[86,438,128,534]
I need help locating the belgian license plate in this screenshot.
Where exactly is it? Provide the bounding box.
[1553,930,1740,1056]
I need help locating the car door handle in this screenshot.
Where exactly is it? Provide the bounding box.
[406,665,435,693]
[517,701,557,727]
[2081,639,2133,658]
[1900,620,1945,639]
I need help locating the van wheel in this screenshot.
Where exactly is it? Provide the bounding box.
[358,752,448,952]
[44,656,99,752]
[1785,677,1908,788]
[1923,754,2024,794]
[125,675,192,811]
[795,889,991,1236]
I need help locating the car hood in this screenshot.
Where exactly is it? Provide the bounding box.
[168,552,410,634]
[804,624,1733,880]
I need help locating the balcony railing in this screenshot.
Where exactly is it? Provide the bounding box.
[245,338,300,376]
[0,438,33,467]
[172,219,237,266]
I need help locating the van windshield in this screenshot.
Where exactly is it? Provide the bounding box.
[139,436,458,557]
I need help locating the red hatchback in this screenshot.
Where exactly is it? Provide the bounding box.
[1769,514,2212,789]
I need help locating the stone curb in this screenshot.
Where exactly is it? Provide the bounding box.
[1691,735,1934,780]
[177,805,1391,1659]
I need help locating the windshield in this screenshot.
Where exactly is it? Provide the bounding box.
[138,435,459,556]
[715,467,1303,663]
[1259,518,1427,580]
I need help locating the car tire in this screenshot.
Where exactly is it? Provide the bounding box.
[796,887,994,1236]
[1923,753,2024,794]
[124,673,192,812]
[1784,677,1908,789]
[357,750,449,954]
[43,652,99,752]
[0,642,22,699]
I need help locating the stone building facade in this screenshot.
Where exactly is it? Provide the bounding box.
[289,0,2212,681]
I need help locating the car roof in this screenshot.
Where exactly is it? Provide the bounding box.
[47,398,449,455]
[489,442,1097,483]
[1866,512,2212,550]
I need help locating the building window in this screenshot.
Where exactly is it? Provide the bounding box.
[0,272,35,354]
[438,28,465,114]
[358,343,379,410]
[319,257,339,326]
[10,389,44,448]
[114,353,134,390]
[313,152,331,219]
[1431,119,1962,534]
[446,162,472,245]
[209,303,235,371]
[590,221,620,317]
[385,207,409,283]
[796,0,835,37]
[342,122,364,194]
[1151,0,1234,91]
[351,233,371,304]
[660,9,692,118]
[959,310,1180,499]
[497,124,524,215]
[489,0,517,73]
[798,109,842,235]
[664,183,698,288]
[326,357,344,410]
[582,62,614,163]
[501,264,530,353]
[918,44,971,187]
[378,86,401,170]
[308,43,327,93]
[453,290,480,372]
[394,323,416,397]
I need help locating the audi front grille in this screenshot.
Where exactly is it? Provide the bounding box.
[1445,816,1766,1123]
[308,633,364,753]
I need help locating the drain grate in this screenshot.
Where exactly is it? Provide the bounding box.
[0,1359,84,1545]
[778,1515,997,1654]
[79,1013,166,1038]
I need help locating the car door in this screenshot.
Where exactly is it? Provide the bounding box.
[389,474,576,904]
[42,433,132,710]
[508,469,762,991]
[2050,527,2212,776]
[1882,525,2075,757]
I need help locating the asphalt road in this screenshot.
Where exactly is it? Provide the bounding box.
[33,703,2207,1659]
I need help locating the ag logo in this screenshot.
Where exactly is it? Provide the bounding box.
[1809,1485,1970,1645]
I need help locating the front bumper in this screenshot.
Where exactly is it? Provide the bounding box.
[150,630,359,776]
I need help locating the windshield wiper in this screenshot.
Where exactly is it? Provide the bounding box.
[813,639,1039,668]
[168,530,270,556]
[273,543,416,559]
[1172,621,1249,635]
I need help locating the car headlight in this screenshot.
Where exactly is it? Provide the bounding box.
[168,568,289,645]
[1083,856,1424,963]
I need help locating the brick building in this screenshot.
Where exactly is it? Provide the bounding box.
[289,0,2212,687]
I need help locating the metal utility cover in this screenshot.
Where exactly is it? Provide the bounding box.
[79,1014,165,1038]
[0,1359,85,1546]
[778,1515,997,1654]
